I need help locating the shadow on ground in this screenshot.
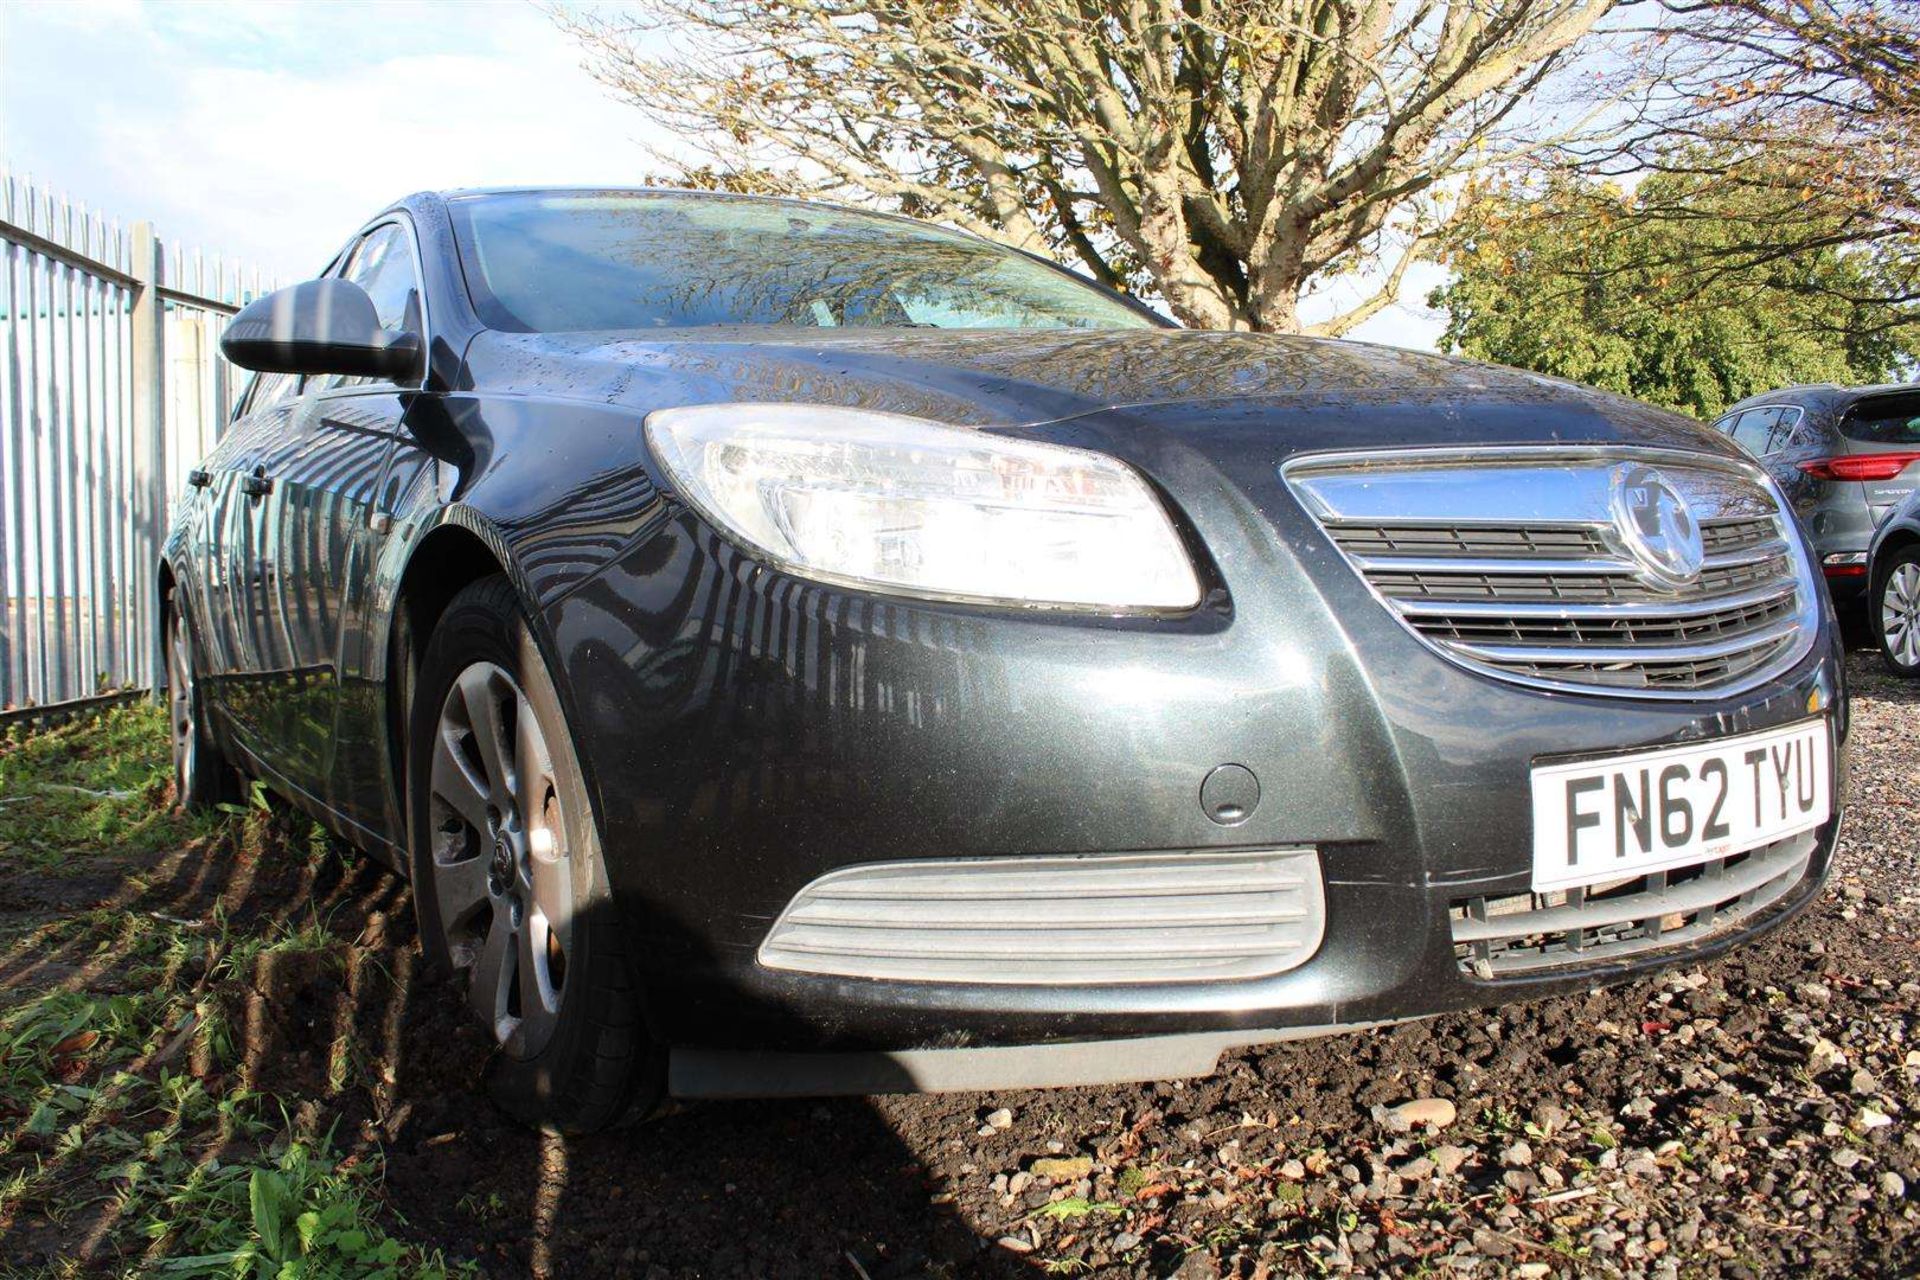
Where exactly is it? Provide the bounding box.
[0,795,1046,1278]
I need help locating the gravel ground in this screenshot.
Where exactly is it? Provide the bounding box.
[4,651,1916,1278]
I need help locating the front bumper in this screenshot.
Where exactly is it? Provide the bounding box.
[666,823,1833,1098]
[553,542,1846,1067]
[546,432,1849,1088]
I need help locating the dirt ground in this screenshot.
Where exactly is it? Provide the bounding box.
[2,651,1916,1278]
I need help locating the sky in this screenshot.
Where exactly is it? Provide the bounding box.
[0,0,1445,350]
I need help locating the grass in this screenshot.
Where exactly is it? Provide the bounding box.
[0,705,460,1277]
[0,703,224,871]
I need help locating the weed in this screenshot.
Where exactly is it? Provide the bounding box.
[141,1135,449,1278]
[0,990,155,1137]
[454,1189,508,1222]
[1544,1231,1593,1260]
[1203,1219,1257,1249]
[1036,1196,1124,1221]
[0,702,228,869]
[1482,1104,1523,1135]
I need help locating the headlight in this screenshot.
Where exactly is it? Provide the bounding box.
[645,404,1201,610]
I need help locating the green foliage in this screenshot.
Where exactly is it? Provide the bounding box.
[0,701,226,869]
[1035,1196,1123,1221]
[0,991,152,1137]
[0,709,457,1279]
[1429,171,1918,419]
[0,913,447,1280]
[154,1142,429,1280]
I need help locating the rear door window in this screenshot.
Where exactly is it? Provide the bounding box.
[1729,408,1782,455]
[1765,406,1808,452]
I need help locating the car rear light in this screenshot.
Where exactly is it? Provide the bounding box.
[1796,452,1920,482]
[1822,552,1868,579]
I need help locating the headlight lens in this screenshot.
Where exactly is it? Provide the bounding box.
[645,404,1201,610]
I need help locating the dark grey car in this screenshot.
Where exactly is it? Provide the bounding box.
[1713,385,1920,605]
[164,189,1850,1132]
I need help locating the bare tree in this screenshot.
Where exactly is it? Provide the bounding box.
[1555,0,1919,309]
[558,0,1619,334]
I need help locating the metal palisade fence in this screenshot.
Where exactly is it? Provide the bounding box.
[0,173,276,710]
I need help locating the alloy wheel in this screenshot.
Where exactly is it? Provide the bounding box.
[1885,562,1920,669]
[166,608,196,787]
[428,661,574,1057]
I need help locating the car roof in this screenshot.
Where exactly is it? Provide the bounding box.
[1723,382,1920,417]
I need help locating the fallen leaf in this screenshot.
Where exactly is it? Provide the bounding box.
[50,1031,99,1058]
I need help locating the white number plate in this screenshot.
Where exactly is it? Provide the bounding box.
[1530,718,1830,892]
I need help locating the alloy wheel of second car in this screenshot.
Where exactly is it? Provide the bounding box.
[1881,559,1920,674]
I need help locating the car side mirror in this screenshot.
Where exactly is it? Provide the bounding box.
[221,278,421,381]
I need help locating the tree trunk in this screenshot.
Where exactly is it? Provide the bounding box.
[1245,227,1308,333]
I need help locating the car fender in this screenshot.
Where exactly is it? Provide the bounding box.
[370,390,673,878]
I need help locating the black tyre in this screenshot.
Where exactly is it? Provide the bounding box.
[407,575,662,1132]
[1876,545,1920,678]
[165,586,243,810]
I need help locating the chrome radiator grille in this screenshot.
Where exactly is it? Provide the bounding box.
[757,848,1325,985]
[1288,451,1818,697]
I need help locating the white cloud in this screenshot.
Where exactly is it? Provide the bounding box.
[2,0,681,278]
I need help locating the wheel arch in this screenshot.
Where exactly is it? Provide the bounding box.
[157,557,179,620]
[1871,524,1920,628]
[1874,524,1920,571]
[1872,524,1920,591]
[385,521,512,836]
[384,512,606,866]
[155,555,192,681]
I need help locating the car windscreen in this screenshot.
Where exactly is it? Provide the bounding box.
[449,193,1161,333]
[1842,396,1920,445]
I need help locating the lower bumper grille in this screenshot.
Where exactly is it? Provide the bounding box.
[1449,832,1815,979]
[758,848,1325,985]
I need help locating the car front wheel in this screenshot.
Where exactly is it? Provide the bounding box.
[1878,547,1920,678]
[407,575,662,1132]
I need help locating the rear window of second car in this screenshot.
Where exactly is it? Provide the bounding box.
[1842,396,1920,445]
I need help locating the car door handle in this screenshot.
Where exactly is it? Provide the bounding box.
[187,468,212,488]
[243,466,274,497]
